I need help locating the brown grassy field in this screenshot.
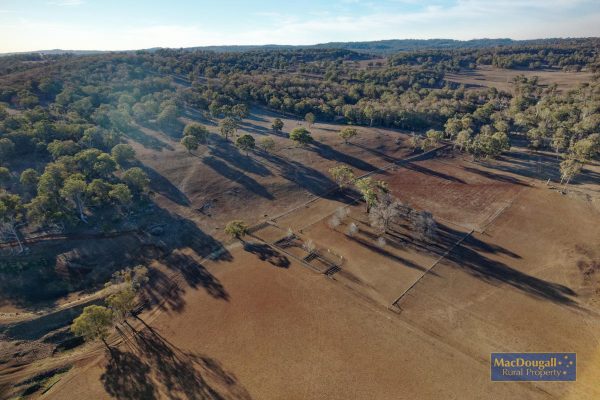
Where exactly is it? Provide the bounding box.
[2,105,600,399]
[44,175,600,399]
[445,65,594,93]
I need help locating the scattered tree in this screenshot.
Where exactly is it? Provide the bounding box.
[109,183,132,210]
[225,220,249,240]
[289,127,313,147]
[219,117,238,141]
[338,127,358,144]
[236,134,255,156]
[329,165,355,189]
[181,134,199,153]
[412,211,437,241]
[259,137,275,153]
[368,193,402,234]
[271,118,284,133]
[304,112,315,127]
[355,177,377,212]
[347,222,358,237]
[106,287,137,324]
[408,134,422,151]
[559,157,582,190]
[71,305,114,352]
[422,129,444,150]
[183,123,209,143]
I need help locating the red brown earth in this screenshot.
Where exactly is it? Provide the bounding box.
[1,107,600,399]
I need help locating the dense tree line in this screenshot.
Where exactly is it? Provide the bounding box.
[389,38,600,72]
[1,40,598,248]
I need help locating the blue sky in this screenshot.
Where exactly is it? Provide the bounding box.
[1,0,599,52]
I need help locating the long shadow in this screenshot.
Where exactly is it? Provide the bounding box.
[126,127,174,151]
[159,120,185,139]
[447,235,578,307]
[101,348,157,400]
[347,233,432,274]
[245,113,267,123]
[490,151,600,186]
[462,166,529,186]
[437,224,521,259]
[182,107,216,126]
[238,121,271,136]
[349,142,402,163]
[257,150,356,203]
[164,252,229,300]
[137,163,191,206]
[310,142,378,172]
[118,326,253,400]
[403,162,466,184]
[140,267,188,314]
[208,140,272,177]
[138,206,232,313]
[243,242,290,268]
[203,156,274,200]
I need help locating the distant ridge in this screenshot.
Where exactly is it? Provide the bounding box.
[2,37,597,57]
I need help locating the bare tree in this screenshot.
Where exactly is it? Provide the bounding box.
[0,194,25,254]
[347,222,358,236]
[368,193,402,234]
[329,215,341,229]
[303,239,316,255]
[412,211,437,241]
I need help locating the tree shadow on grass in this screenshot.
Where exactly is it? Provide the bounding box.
[403,162,466,184]
[208,139,272,177]
[164,252,230,300]
[238,121,271,136]
[243,242,290,268]
[257,150,356,203]
[462,166,529,186]
[349,142,402,163]
[203,156,274,200]
[138,207,232,313]
[346,232,433,274]
[126,126,175,151]
[102,325,252,400]
[310,142,378,172]
[101,348,157,400]
[446,235,580,308]
[138,163,191,206]
[493,151,600,187]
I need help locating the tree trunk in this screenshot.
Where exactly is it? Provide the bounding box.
[8,223,23,254]
[76,195,87,223]
[101,338,115,359]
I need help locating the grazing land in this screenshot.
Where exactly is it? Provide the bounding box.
[1,39,599,399]
[445,65,595,93]
[43,147,600,400]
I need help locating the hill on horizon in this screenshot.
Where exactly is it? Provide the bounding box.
[2,37,598,57]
